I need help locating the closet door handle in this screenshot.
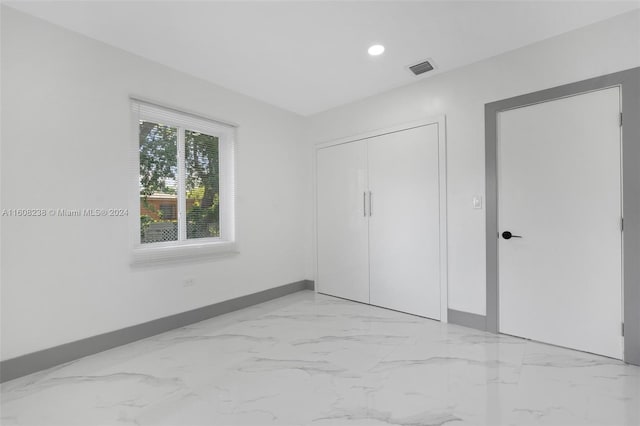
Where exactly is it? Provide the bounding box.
[363,192,367,217]
[369,191,372,216]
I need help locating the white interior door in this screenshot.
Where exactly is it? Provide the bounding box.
[498,87,623,359]
[369,124,441,319]
[317,141,370,303]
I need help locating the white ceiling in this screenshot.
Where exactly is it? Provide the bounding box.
[5,1,639,116]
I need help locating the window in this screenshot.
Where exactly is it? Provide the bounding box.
[159,203,177,221]
[132,99,236,261]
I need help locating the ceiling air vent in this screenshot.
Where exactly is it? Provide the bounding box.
[409,59,434,76]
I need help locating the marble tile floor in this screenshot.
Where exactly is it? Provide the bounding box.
[1,290,639,426]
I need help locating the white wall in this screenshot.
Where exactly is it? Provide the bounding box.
[0,7,308,360]
[306,10,640,316]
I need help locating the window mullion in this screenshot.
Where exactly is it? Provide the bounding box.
[177,127,187,241]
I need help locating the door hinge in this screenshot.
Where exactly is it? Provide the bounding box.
[621,217,624,232]
[622,322,625,336]
[620,112,623,127]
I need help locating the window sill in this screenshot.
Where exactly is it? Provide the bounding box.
[131,240,238,266]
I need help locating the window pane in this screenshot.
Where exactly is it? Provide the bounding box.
[185,130,220,239]
[139,121,178,244]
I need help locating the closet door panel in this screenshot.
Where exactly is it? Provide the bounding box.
[316,141,370,303]
[368,124,441,319]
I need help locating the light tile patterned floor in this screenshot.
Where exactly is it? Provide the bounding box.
[2,291,639,425]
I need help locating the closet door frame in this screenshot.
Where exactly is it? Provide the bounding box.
[314,115,449,322]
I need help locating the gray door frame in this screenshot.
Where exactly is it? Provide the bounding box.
[485,67,640,365]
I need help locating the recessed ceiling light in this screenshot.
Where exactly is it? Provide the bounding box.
[368,44,385,56]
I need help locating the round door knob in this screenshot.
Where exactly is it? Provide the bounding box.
[502,231,522,239]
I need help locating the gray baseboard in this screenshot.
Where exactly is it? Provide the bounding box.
[448,308,487,332]
[1,279,315,383]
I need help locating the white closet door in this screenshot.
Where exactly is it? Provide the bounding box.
[317,141,370,303]
[368,124,441,319]
[498,87,623,359]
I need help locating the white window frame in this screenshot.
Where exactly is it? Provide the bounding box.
[130,98,237,264]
